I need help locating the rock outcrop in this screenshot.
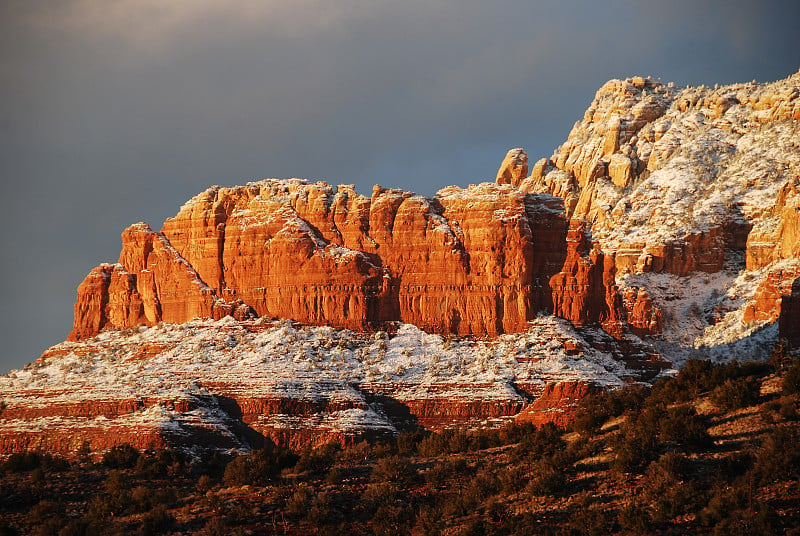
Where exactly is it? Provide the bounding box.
[496,148,529,187]
[6,70,800,458]
[622,287,663,335]
[70,180,628,340]
[520,71,800,281]
[514,381,601,428]
[549,222,625,336]
[1,317,663,455]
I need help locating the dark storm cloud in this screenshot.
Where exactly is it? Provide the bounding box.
[1,0,798,372]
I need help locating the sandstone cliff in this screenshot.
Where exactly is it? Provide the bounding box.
[70,179,627,340]
[1,317,662,454]
[5,70,800,457]
[521,70,800,280]
[515,70,800,360]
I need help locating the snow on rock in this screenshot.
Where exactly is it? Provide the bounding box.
[7,70,800,457]
[0,317,662,455]
[520,70,800,363]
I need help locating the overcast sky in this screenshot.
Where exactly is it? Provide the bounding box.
[1,0,799,373]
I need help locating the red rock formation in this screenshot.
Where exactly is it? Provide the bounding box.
[613,228,726,276]
[71,179,630,340]
[622,287,663,335]
[69,223,253,341]
[549,222,626,336]
[743,262,800,324]
[496,148,529,187]
[514,381,601,427]
[747,177,800,270]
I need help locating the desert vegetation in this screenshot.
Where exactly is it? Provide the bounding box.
[2,354,800,535]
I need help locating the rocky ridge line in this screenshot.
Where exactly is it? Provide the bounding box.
[70,180,631,341]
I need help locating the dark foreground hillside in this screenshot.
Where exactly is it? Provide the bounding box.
[2,350,800,535]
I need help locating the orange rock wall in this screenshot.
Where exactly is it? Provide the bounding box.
[514,381,601,428]
[743,262,800,324]
[71,180,626,340]
[549,222,626,336]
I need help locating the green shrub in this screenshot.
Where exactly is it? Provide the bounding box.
[396,430,427,455]
[497,464,527,495]
[307,491,342,527]
[295,442,341,474]
[782,357,800,395]
[658,405,712,451]
[514,422,565,461]
[134,448,185,479]
[649,359,769,408]
[371,455,415,485]
[425,457,462,485]
[196,474,213,492]
[362,482,401,515]
[640,453,701,522]
[3,452,42,473]
[129,485,177,513]
[198,516,227,536]
[286,483,312,517]
[711,376,761,411]
[411,506,442,536]
[618,503,653,534]
[572,385,648,434]
[222,446,297,486]
[753,426,800,483]
[717,451,754,482]
[779,398,797,420]
[495,422,537,446]
[416,428,479,457]
[137,505,174,536]
[102,444,140,469]
[370,503,411,535]
[525,456,567,496]
[325,466,344,484]
[567,505,613,536]
[613,411,660,474]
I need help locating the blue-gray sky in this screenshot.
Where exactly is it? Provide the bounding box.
[1,0,799,373]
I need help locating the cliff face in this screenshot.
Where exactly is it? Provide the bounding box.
[522,71,800,279]
[1,317,662,454]
[5,70,800,457]
[519,70,800,355]
[69,71,800,349]
[70,179,626,340]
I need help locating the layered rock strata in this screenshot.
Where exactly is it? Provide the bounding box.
[71,180,625,340]
[1,318,663,454]
[520,71,800,281]
[7,70,800,459]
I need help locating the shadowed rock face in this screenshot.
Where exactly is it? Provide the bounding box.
[70,180,626,340]
[779,277,800,349]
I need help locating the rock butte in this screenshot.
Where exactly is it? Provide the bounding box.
[3,70,800,455]
[69,180,629,341]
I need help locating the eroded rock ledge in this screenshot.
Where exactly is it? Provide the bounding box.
[70,180,629,340]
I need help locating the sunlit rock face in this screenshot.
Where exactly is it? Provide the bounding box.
[70,70,800,346]
[519,70,800,347]
[70,178,626,340]
[520,70,800,278]
[2,318,663,454]
[7,70,800,457]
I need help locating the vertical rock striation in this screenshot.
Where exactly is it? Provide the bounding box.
[70,179,625,340]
